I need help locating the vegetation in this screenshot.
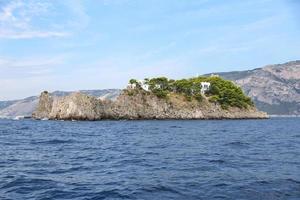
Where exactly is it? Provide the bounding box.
[128,76,253,109]
[147,77,168,98]
[129,79,138,84]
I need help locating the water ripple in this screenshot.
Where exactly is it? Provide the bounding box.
[0,118,299,199]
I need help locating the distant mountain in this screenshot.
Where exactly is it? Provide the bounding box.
[0,89,121,118]
[206,60,300,115]
[0,100,18,110]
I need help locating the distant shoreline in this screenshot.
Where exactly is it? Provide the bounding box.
[269,115,300,118]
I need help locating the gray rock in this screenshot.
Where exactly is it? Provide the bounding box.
[32,91,53,119]
[0,89,121,118]
[33,90,268,120]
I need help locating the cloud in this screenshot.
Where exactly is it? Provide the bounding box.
[0,0,88,39]
[242,15,287,32]
[0,30,69,39]
[0,56,65,78]
[0,54,69,100]
[61,0,90,30]
[99,0,132,6]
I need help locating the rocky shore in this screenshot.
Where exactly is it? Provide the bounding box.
[32,90,268,120]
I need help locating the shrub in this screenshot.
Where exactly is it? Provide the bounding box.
[185,95,192,101]
[152,89,168,99]
[209,95,220,103]
[194,94,203,102]
[148,77,169,90]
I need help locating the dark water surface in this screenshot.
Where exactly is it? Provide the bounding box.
[0,118,300,200]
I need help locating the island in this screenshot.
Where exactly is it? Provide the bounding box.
[32,76,268,120]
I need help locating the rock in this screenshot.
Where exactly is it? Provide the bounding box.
[111,90,268,119]
[33,89,268,120]
[49,92,104,120]
[0,89,121,118]
[32,91,53,119]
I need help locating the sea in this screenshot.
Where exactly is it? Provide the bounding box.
[0,118,299,200]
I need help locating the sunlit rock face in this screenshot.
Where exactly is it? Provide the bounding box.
[0,89,121,118]
[32,91,53,119]
[33,90,268,121]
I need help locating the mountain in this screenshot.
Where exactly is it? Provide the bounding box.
[207,60,300,115]
[0,96,39,118]
[0,100,18,110]
[0,89,121,118]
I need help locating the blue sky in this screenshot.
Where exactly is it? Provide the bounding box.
[0,0,299,100]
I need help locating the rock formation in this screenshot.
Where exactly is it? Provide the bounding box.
[32,91,53,119]
[1,89,121,118]
[32,89,268,120]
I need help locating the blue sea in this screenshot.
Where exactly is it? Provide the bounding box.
[0,118,299,200]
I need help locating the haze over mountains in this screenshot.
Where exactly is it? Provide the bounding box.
[0,61,299,118]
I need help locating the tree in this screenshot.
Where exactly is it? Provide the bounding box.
[129,79,138,84]
[144,78,150,84]
[129,76,253,108]
[149,77,169,90]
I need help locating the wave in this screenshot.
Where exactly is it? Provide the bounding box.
[31,139,76,145]
[1,177,57,191]
[224,141,250,148]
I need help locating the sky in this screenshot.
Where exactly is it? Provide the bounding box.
[0,0,299,100]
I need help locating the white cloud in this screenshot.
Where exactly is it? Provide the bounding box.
[63,0,90,30]
[0,56,65,78]
[0,30,69,39]
[0,55,68,100]
[242,15,287,32]
[0,0,88,39]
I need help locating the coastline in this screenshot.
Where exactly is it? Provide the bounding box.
[32,90,268,121]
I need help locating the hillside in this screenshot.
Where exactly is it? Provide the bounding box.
[0,89,121,118]
[207,61,300,115]
[32,77,267,120]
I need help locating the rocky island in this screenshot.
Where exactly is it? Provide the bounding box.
[32,76,268,120]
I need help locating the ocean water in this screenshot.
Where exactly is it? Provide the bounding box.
[0,118,299,200]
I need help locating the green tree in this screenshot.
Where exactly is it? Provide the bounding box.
[149,77,169,90]
[129,79,138,84]
[129,76,253,108]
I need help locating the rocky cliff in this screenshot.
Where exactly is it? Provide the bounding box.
[0,89,121,118]
[33,90,268,120]
[208,60,300,115]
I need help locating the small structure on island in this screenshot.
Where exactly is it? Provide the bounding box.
[201,82,211,94]
[127,80,150,91]
[139,80,150,91]
[127,83,137,90]
[210,74,219,77]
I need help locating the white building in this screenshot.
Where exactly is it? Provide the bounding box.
[210,74,219,77]
[139,80,149,91]
[127,83,137,89]
[127,80,150,91]
[201,82,211,94]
